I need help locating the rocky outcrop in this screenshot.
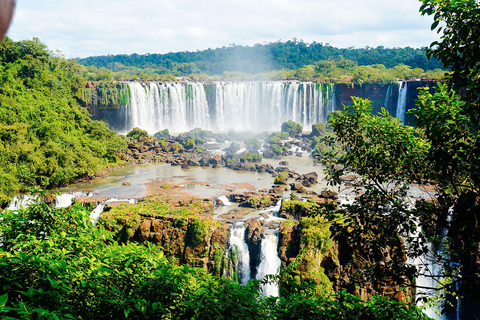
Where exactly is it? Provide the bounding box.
[245,219,264,277]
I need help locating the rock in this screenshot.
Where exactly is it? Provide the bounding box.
[122,181,131,186]
[320,190,338,199]
[340,174,356,182]
[279,161,289,166]
[187,159,201,167]
[260,212,269,219]
[290,182,304,191]
[209,154,223,165]
[181,162,190,169]
[245,219,264,276]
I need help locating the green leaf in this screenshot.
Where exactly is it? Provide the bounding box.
[0,294,7,308]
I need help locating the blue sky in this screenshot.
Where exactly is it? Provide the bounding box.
[7,0,439,58]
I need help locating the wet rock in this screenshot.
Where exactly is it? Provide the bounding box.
[279,161,289,166]
[181,162,190,169]
[245,219,264,277]
[122,181,131,186]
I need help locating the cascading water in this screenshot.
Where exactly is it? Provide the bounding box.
[89,198,136,226]
[126,82,210,134]
[122,81,336,133]
[256,232,282,297]
[55,191,93,208]
[228,222,252,285]
[6,195,39,211]
[396,81,408,123]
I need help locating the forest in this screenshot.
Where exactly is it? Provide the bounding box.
[0,37,126,204]
[76,40,445,82]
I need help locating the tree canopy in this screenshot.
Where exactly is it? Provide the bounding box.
[0,38,126,205]
[76,40,443,80]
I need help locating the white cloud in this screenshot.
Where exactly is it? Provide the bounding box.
[6,0,439,58]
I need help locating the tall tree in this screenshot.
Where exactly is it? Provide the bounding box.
[324,0,480,317]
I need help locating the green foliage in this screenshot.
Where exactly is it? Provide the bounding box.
[311,122,327,137]
[268,135,282,145]
[267,290,431,320]
[0,198,430,319]
[187,219,210,247]
[281,120,303,137]
[0,200,267,319]
[183,138,195,149]
[0,38,127,204]
[77,39,442,79]
[241,152,262,162]
[126,127,149,141]
[274,171,289,184]
[154,128,170,139]
[420,0,480,106]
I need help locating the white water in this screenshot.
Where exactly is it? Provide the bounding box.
[89,203,106,226]
[55,191,93,208]
[228,222,251,285]
[396,81,408,123]
[218,195,232,206]
[89,197,136,226]
[256,232,282,297]
[123,81,336,133]
[6,195,39,211]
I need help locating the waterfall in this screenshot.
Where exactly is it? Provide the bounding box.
[396,81,408,123]
[89,198,136,226]
[55,191,93,208]
[6,195,39,211]
[228,222,251,285]
[122,81,336,133]
[383,82,399,115]
[256,232,282,297]
[218,195,232,206]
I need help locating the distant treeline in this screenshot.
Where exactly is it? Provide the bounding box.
[76,39,444,80]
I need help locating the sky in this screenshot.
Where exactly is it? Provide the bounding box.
[6,0,439,59]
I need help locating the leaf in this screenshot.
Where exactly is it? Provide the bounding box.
[431,20,440,30]
[0,293,7,308]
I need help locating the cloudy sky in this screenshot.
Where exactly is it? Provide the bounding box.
[6,0,438,59]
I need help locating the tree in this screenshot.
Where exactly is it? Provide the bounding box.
[324,0,480,317]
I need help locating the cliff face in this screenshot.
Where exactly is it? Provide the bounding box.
[277,198,414,303]
[334,79,439,124]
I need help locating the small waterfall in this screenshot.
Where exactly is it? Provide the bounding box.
[218,195,232,206]
[383,82,399,115]
[89,198,136,226]
[256,232,282,297]
[89,203,106,226]
[6,195,39,211]
[55,191,93,208]
[396,81,408,123]
[228,222,251,285]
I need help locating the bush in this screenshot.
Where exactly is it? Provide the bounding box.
[127,127,149,141]
[281,120,303,137]
[274,171,289,184]
[241,152,262,162]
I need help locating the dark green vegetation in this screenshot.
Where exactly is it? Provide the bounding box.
[76,40,445,82]
[0,38,126,205]
[0,198,430,319]
[321,0,480,316]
